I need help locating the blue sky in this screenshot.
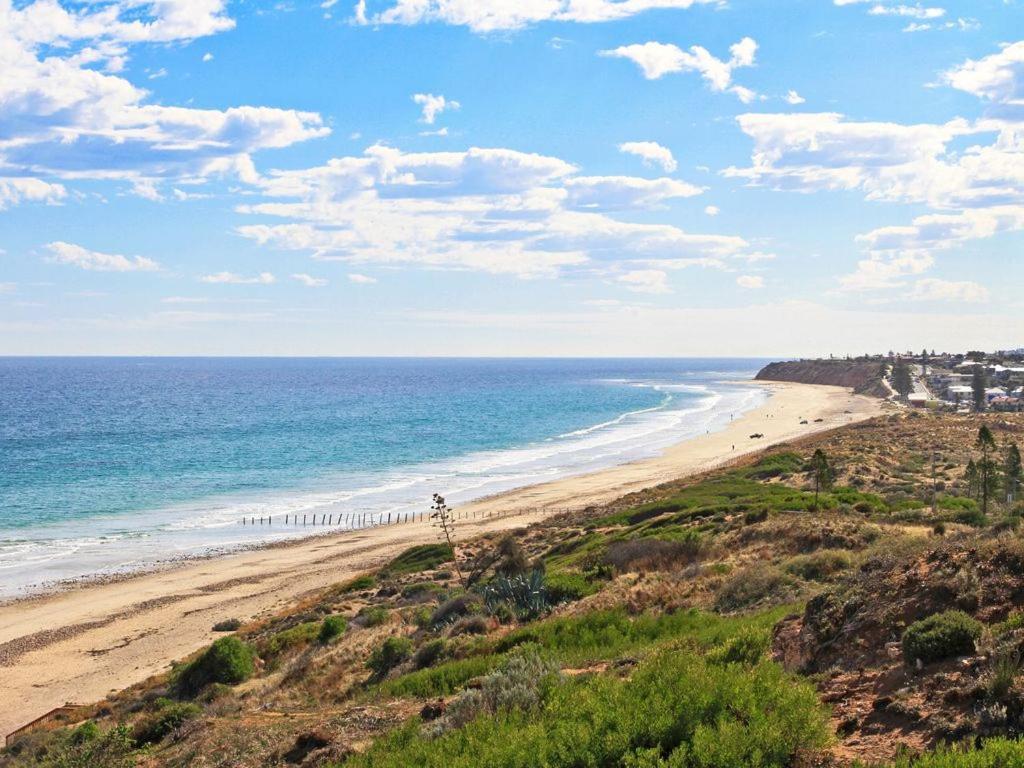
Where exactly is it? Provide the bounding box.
[0,0,1021,356]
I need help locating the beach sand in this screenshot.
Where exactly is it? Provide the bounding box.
[0,382,883,738]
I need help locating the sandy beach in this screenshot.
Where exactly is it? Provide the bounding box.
[0,381,883,738]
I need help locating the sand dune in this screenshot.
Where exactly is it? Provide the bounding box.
[0,382,882,738]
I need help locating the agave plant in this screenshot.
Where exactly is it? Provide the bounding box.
[483,569,552,620]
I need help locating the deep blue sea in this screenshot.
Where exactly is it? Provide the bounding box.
[0,358,769,597]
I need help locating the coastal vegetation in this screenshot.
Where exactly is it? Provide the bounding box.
[5,410,1024,767]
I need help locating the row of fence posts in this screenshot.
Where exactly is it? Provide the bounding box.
[240,506,580,527]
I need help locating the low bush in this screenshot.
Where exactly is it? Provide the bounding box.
[603,534,702,573]
[412,639,447,670]
[902,610,982,665]
[436,646,560,733]
[429,594,481,629]
[783,549,852,581]
[714,564,795,614]
[381,656,497,698]
[888,738,1024,766]
[133,700,202,745]
[173,636,255,697]
[319,615,347,643]
[46,723,136,768]
[544,570,599,602]
[383,544,454,576]
[359,606,390,627]
[211,618,241,632]
[483,570,551,620]
[335,574,376,593]
[264,621,319,658]
[368,636,414,679]
[449,615,489,637]
[347,648,829,768]
[706,627,771,666]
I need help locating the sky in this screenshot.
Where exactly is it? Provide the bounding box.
[0,0,1021,357]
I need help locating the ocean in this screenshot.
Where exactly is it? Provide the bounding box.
[0,357,769,598]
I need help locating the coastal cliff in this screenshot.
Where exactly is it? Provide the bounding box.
[756,359,890,397]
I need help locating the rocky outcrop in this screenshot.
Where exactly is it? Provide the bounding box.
[755,360,890,398]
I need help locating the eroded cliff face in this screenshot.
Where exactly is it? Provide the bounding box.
[756,360,890,398]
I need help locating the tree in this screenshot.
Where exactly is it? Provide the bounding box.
[921,348,930,377]
[430,493,465,587]
[892,358,914,399]
[972,365,988,412]
[1005,443,1022,504]
[965,459,979,499]
[810,449,834,509]
[976,426,999,517]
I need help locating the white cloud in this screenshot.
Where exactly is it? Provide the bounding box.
[565,175,702,209]
[785,90,806,105]
[413,93,459,124]
[600,37,758,101]
[292,273,328,287]
[907,277,989,302]
[202,52,214,61]
[235,144,754,281]
[617,269,670,293]
[45,241,159,272]
[944,41,1024,105]
[868,4,945,19]
[736,274,763,289]
[355,0,721,33]
[0,0,329,206]
[348,273,377,284]
[200,271,277,284]
[0,178,67,210]
[704,205,720,216]
[838,252,934,291]
[618,141,677,172]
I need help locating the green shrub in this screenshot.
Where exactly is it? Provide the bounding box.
[784,549,852,581]
[400,581,443,599]
[49,724,135,768]
[888,738,1024,767]
[133,700,202,745]
[449,615,489,637]
[173,636,255,697]
[211,618,241,632]
[359,606,390,627]
[335,574,376,593]
[381,655,497,698]
[347,648,829,768]
[545,570,599,601]
[902,610,982,665]
[412,639,447,669]
[706,627,771,666]
[714,565,795,613]
[483,570,552,620]
[261,621,319,665]
[368,636,414,678]
[383,544,453,576]
[319,615,347,643]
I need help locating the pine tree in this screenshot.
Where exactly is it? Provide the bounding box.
[976,426,999,516]
[972,365,988,412]
[810,449,834,509]
[892,358,914,399]
[1005,443,1022,504]
[965,459,980,499]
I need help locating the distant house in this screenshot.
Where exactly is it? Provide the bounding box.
[991,396,1024,413]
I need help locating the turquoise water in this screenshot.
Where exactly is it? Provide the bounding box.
[0,358,768,596]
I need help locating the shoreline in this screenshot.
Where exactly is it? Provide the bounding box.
[0,381,883,738]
